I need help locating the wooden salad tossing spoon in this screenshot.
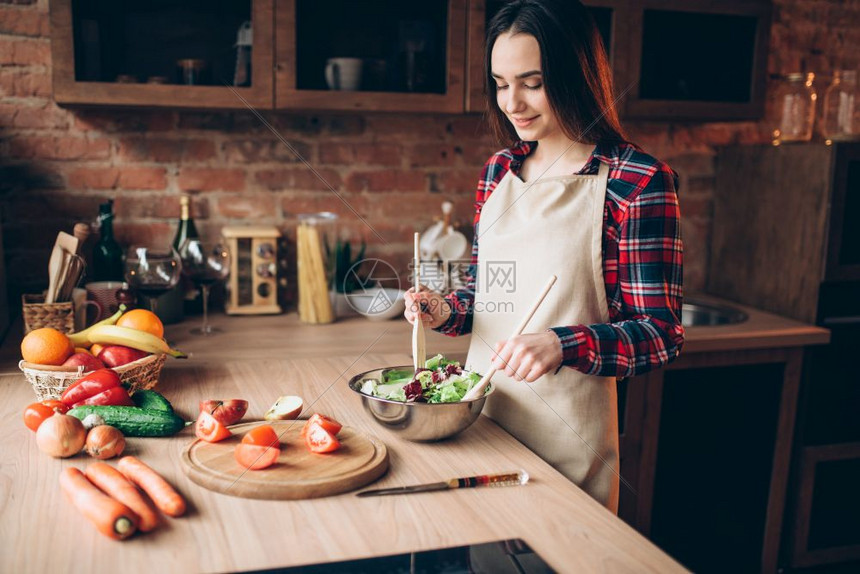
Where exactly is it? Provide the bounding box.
[412,232,426,372]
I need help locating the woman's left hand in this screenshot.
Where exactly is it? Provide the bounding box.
[491,331,563,382]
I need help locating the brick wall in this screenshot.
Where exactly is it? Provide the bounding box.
[1,0,859,306]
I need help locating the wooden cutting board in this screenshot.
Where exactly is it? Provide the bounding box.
[180,421,389,500]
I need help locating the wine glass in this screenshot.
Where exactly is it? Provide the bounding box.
[178,238,230,335]
[124,245,182,316]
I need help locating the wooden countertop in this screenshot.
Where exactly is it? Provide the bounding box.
[0,353,687,573]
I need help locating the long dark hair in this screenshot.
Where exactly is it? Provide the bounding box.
[485,0,626,147]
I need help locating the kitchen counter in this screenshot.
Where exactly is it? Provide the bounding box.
[0,352,687,573]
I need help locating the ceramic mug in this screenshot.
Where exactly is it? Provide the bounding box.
[72,288,102,331]
[84,281,127,324]
[325,58,362,91]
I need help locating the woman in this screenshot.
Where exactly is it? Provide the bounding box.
[405,0,683,513]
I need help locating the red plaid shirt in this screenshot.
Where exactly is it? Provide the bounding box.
[437,141,684,378]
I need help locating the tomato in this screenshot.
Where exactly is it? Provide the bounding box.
[241,425,280,448]
[234,443,280,470]
[199,399,248,426]
[23,400,68,432]
[304,421,341,454]
[60,369,122,407]
[300,414,342,438]
[195,411,232,443]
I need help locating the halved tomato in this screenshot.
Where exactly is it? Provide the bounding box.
[241,424,280,448]
[22,400,68,432]
[300,413,342,438]
[195,411,232,443]
[304,421,341,454]
[234,443,280,470]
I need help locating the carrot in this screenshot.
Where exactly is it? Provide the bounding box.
[59,467,138,540]
[117,456,186,517]
[85,462,161,532]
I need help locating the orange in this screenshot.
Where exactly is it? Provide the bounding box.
[90,343,105,358]
[21,328,74,365]
[116,309,164,338]
[74,347,92,356]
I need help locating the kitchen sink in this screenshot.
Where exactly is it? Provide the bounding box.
[682,298,748,327]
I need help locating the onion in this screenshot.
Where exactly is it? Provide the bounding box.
[36,414,86,458]
[84,425,126,460]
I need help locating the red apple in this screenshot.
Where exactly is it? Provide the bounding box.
[199,399,249,426]
[97,345,149,368]
[61,352,105,373]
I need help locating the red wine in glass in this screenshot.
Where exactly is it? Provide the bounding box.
[178,239,230,335]
[124,246,182,315]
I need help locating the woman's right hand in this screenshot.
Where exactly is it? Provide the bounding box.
[404,286,451,329]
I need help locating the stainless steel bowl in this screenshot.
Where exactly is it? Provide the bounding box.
[348,366,493,442]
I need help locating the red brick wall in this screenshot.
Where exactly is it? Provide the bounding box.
[1,0,859,303]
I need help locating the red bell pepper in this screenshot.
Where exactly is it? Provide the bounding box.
[60,369,131,408]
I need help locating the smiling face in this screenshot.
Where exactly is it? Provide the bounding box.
[490,32,562,144]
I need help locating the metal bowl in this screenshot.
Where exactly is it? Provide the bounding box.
[348,366,493,442]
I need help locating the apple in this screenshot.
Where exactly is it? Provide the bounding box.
[264,395,304,421]
[97,345,149,368]
[61,352,105,373]
[199,399,249,426]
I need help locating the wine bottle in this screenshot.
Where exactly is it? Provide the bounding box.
[175,195,202,315]
[154,195,199,323]
[92,200,123,281]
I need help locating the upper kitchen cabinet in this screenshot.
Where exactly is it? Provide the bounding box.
[625,0,772,120]
[50,0,274,109]
[467,0,629,114]
[274,0,467,113]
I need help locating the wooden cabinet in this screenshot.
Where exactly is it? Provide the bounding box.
[709,143,860,569]
[618,347,805,574]
[51,0,771,117]
[50,0,274,110]
[274,0,467,113]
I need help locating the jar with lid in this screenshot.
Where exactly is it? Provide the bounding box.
[296,212,337,324]
[773,72,817,144]
[821,70,859,143]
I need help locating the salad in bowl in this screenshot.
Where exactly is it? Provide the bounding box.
[358,355,484,403]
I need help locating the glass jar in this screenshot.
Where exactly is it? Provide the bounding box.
[773,72,817,144]
[821,70,859,143]
[296,212,337,324]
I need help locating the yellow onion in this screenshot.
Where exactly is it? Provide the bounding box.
[84,425,126,460]
[36,413,86,458]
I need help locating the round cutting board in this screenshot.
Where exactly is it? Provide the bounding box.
[181,421,389,500]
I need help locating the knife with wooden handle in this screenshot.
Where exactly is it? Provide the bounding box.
[356,470,529,497]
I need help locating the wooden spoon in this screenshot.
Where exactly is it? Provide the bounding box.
[461,275,558,401]
[411,232,426,372]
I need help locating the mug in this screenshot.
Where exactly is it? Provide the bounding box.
[325,58,362,91]
[72,288,101,331]
[84,281,127,324]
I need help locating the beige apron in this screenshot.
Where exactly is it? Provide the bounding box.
[466,162,620,512]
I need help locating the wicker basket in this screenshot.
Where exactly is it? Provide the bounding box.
[19,353,167,401]
[22,294,74,334]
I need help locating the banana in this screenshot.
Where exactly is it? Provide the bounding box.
[68,305,127,347]
[86,324,188,358]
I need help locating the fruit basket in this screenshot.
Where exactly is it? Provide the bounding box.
[19,354,167,401]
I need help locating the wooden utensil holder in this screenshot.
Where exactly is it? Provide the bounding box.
[21,294,74,334]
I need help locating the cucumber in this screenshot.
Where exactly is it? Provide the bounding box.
[131,389,174,413]
[68,406,186,437]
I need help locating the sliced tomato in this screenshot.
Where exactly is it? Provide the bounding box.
[234,443,280,470]
[304,421,341,454]
[195,411,232,443]
[300,413,342,438]
[241,424,280,448]
[23,400,68,432]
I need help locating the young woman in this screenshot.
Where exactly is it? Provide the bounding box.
[405,0,684,513]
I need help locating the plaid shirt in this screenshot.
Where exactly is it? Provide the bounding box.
[437,141,684,378]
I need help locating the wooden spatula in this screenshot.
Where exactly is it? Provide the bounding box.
[412,232,426,372]
[461,274,558,401]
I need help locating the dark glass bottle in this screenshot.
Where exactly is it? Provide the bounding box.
[175,195,202,315]
[92,200,123,281]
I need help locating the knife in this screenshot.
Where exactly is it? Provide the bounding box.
[356,470,529,497]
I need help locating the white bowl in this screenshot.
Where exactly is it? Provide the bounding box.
[344,287,406,321]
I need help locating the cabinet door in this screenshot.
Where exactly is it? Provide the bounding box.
[50,0,274,109]
[826,143,860,282]
[624,0,771,120]
[466,0,629,114]
[275,0,467,113]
